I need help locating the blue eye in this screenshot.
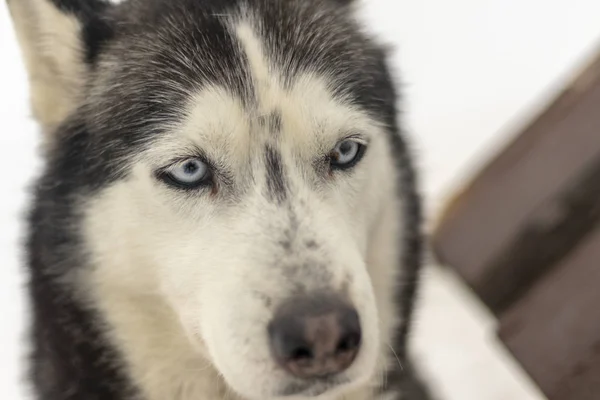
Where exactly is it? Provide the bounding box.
[159,158,211,189]
[330,140,366,170]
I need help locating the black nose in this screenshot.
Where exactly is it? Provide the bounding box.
[268,293,361,379]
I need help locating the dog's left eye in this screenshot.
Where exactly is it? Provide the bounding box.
[159,158,212,189]
[330,140,366,170]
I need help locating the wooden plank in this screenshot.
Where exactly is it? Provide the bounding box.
[551,350,600,400]
[498,228,600,400]
[474,154,600,312]
[432,48,600,314]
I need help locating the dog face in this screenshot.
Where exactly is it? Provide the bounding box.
[11,0,406,398]
[87,76,395,399]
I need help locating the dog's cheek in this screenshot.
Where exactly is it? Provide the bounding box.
[155,234,217,320]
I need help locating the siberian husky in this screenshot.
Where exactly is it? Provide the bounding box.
[7,0,431,399]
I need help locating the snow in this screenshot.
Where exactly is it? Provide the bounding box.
[1,0,599,398]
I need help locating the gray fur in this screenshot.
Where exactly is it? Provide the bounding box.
[7,0,432,399]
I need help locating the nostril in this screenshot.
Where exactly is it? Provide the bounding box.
[290,346,313,362]
[336,331,361,355]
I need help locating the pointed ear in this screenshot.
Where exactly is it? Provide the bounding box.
[7,0,114,134]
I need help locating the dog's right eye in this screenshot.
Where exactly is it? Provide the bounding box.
[157,158,212,190]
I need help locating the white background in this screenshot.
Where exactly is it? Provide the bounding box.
[1,0,600,399]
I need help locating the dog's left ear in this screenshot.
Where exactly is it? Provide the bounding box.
[7,0,114,135]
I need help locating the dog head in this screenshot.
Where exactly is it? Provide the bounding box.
[11,0,407,398]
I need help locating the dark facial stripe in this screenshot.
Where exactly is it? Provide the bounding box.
[257,110,283,136]
[267,110,282,135]
[264,144,287,203]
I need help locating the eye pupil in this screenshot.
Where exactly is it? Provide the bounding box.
[339,141,353,155]
[183,161,199,174]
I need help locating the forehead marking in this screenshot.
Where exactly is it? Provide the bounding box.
[267,110,283,135]
[234,22,275,110]
[264,144,288,204]
[257,109,283,136]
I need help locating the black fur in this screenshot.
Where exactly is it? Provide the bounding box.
[366,50,425,359]
[267,110,283,135]
[19,0,428,399]
[264,144,288,203]
[49,0,114,63]
[257,110,282,135]
[27,122,132,399]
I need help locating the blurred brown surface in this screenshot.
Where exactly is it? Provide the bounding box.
[432,48,600,400]
[499,228,600,400]
[433,49,600,315]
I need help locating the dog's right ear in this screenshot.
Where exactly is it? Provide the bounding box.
[7,0,114,135]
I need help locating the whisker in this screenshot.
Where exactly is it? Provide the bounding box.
[386,343,404,372]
